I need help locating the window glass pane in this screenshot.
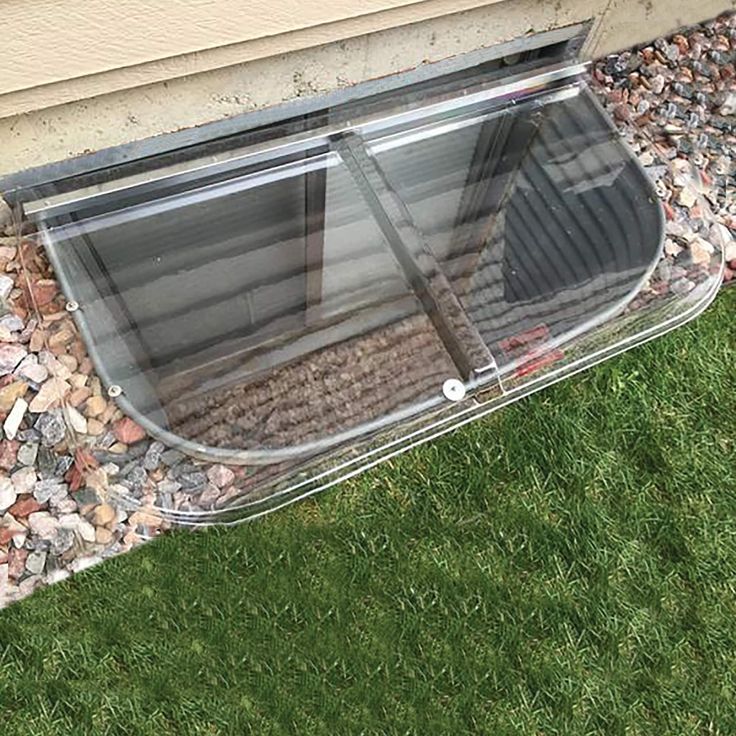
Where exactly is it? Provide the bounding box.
[43,152,462,460]
[367,87,665,381]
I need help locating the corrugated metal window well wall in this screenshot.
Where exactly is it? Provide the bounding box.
[18,62,725,524]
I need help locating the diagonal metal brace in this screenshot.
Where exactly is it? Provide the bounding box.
[335,132,495,380]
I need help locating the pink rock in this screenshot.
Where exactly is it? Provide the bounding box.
[7,547,27,580]
[0,440,19,470]
[113,417,146,444]
[8,495,44,518]
[29,279,58,307]
[206,464,235,489]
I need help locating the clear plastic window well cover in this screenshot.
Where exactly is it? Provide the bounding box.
[24,62,725,524]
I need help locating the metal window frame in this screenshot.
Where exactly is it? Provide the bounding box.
[1,22,590,203]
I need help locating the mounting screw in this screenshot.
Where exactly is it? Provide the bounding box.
[442,379,466,402]
[107,384,123,398]
[65,300,79,313]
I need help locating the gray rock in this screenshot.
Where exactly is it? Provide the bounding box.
[671,278,696,296]
[123,465,148,494]
[161,448,184,467]
[0,198,11,229]
[0,313,23,332]
[35,411,67,448]
[127,441,149,460]
[177,471,208,492]
[36,446,58,478]
[17,442,39,466]
[73,488,100,506]
[656,260,673,282]
[120,458,141,477]
[157,492,174,510]
[55,455,74,476]
[25,536,50,553]
[157,479,182,495]
[143,441,165,471]
[33,480,68,505]
[97,431,116,450]
[25,551,47,576]
[50,528,75,555]
[16,428,41,443]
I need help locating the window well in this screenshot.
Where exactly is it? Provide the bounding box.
[19,60,725,523]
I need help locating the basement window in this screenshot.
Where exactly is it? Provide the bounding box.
[19,58,724,522]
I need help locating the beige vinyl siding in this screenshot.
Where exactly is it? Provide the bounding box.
[1,0,505,117]
[0,0,732,178]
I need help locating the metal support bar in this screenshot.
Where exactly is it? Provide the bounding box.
[304,137,328,320]
[335,132,495,380]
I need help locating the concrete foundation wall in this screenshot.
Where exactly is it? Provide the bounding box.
[1,0,733,181]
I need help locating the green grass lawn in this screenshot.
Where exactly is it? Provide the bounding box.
[1,289,735,736]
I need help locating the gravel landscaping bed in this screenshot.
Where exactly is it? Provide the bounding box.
[1,13,734,608]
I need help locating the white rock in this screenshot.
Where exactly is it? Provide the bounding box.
[45,568,71,586]
[2,512,24,539]
[677,186,697,208]
[0,477,16,511]
[0,313,22,332]
[11,466,36,494]
[62,405,88,434]
[3,397,27,440]
[17,443,38,466]
[78,519,97,543]
[38,352,72,381]
[726,241,736,263]
[28,511,60,540]
[664,238,682,257]
[0,344,27,376]
[15,354,49,385]
[28,377,70,413]
[719,91,736,116]
[33,480,67,504]
[709,223,736,260]
[53,497,78,514]
[689,238,714,266]
[69,555,102,574]
[0,198,11,228]
[25,551,47,575]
